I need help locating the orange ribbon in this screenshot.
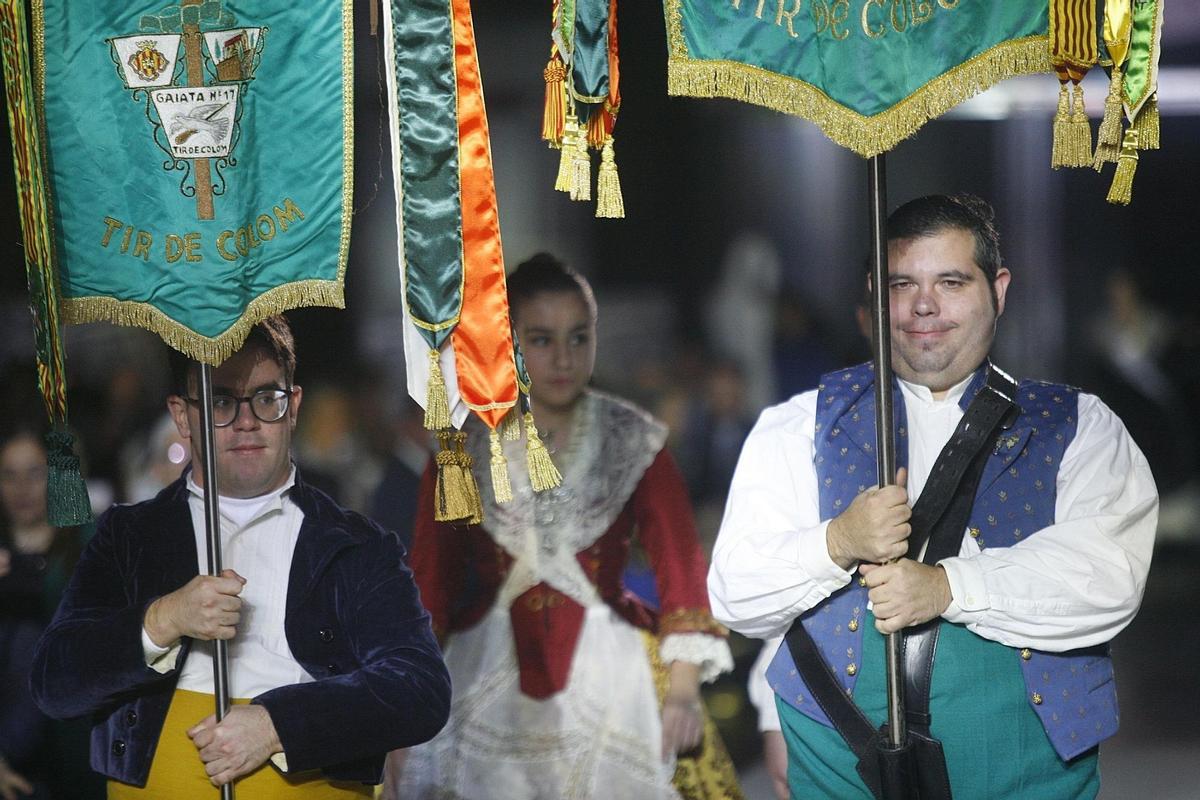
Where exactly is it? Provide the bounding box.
[449,0,517,430]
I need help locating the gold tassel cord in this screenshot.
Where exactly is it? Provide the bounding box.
[524,412,563,492]
[1050,82,1071,169]
[1106,129,1139,206]
[424,348,451,430]
[500,407,523,441]
[434,431,472,522]
[542,55,567,146]
[595,137,625,219]
[555,114,579,192]
[456,433,483,524]
[1066,83,1093,167]
[569,126,592,202]
[1096,64,1125,151]
[488,427,513,504]
[1132,94,1159,150]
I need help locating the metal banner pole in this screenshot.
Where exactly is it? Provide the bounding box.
[197,361,234,800]
[867,155,906,750]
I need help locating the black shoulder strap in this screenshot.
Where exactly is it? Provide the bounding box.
[784,365,1020,786]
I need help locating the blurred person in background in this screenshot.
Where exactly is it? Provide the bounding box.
[0,426,102,799]
[395,253,740,800]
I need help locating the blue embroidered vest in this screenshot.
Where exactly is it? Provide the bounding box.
[766,363,1119,760]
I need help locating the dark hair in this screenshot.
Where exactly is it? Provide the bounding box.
[168,314,297,395]
[887,193,1003,283]
[507,252,597,324]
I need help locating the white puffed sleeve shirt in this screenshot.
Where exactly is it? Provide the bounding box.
[708,375,1158,652]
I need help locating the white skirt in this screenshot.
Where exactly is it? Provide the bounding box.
[400,604,681,800]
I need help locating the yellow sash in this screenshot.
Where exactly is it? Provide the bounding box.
[107,689,373,800]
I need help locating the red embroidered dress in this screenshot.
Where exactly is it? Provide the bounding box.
[402,390,731,799]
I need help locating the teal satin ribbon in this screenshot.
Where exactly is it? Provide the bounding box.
[676,0,1047,118]
[391,0,463,348]
[512,327,532,411]
[1122,0,1158,113]
[570,0,609,123]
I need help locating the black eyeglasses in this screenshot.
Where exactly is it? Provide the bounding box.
[185,388,295,427]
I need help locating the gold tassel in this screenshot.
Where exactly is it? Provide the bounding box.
[1050,83,1072,169]
[555,114,579,192]
[1096,64,1125,151]
[423,349,451,430]
[1106,129,1139,206]
[541,56,567,146]
[569,125,592,202]
[455,432,483,524]
[1066,83,1093,167]
[1132,94,1159,150]
[433,431,472,522]
[524,412,563,492]
[595,137,625,219]
[500,407,522,441]
[488,428,513,504]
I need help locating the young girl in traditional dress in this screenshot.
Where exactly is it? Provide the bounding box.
[396,254,740,799]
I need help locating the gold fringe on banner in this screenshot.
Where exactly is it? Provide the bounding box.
[1096,65,1125,151]
[555,114,579,192]
[423,348,451,430]
[595,137,624,218]
[488,427,513,504]
[523,412,562,492]
[569,128,592,201]
[61,280,345,366]
[1132,94,1159,150]
[666,35,1052,158]
[1106,129,1139,205]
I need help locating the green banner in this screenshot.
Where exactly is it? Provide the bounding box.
[35,0,352,364]
[666,0,1053,156]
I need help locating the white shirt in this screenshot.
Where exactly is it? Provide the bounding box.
[141,468,313,698]
[708,377,1158,653]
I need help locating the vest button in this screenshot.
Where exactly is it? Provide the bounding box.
[846,663,857,676]
[848,619,859,632]
[125,710,138,726]
[858,576,867,587]
[327,664,340,674]
[1032,692,1044,705]
[319,628,334,643]
[1020,648,1033,661]
[112,741,126,757]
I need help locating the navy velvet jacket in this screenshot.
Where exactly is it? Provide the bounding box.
[30,471,451,786]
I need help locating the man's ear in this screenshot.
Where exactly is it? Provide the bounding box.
[287,385,303,429]
[993,267,1012,317]
[167,395,191,440]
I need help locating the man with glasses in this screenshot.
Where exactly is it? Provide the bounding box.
[32,315,450,798]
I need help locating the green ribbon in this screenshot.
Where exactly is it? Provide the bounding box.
[391,0,463,350]
[512,328,532,413]
[1122,0,1160,116]
[555,0,576,59]
[570,0,609,123]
